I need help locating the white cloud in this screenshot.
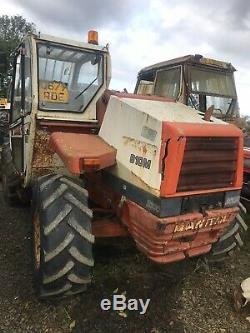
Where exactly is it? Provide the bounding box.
[0,2,24,15]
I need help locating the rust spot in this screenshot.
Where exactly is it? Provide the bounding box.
[31,128,64,178]
[31,167,61,178]
[123,136,157,155]
[32,130,54,168]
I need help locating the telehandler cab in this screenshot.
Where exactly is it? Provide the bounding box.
[1,34,247,298]
[135,54,239,121]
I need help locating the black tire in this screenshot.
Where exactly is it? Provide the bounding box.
[207,202,248,262]
[32,174,94,299]
[1,142,20,205]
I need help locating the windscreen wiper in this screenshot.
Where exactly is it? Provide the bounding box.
[75,76,98,100]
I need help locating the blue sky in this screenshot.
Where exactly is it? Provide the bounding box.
[2,0,250,115]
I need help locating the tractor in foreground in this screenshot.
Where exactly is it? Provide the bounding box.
[0,35,247,299]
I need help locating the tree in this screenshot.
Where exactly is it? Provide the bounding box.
[0,15,36,96]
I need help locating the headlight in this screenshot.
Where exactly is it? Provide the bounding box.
[224,191,241,208]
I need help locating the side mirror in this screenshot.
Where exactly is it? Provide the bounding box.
[0,52,7,71]
[91,53,101,65]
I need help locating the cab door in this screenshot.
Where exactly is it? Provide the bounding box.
[10,41,32,175]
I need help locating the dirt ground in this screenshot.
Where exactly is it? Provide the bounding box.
[1,187,250,333]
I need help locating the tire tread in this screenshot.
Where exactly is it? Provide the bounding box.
[208,205,248,262]
[32,174,94,299]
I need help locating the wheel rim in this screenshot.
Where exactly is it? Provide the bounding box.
[33,211,41,271]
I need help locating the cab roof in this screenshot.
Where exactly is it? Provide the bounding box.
[138,54,236,77]
[30,33,109,53]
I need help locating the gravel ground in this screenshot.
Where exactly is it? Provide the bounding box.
[0,185,250,333]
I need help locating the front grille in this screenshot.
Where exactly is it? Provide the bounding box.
[177,137,238,192]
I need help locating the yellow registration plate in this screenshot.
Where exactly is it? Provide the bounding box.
[0,98,7,105]
[39,81,69,104]
[174,214,229,233]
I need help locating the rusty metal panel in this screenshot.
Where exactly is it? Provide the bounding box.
[177,137,238,191]
[124,200,238,264]
[31,129,64,178]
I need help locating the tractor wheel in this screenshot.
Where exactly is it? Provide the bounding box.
[207,203,248,262]
[1,142,20,205]
[32,174,94,299]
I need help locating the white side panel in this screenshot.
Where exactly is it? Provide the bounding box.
[99,96,162,191]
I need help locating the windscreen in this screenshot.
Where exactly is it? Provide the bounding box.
[38,43,103,112]
[188,66,238,118]
[190,67,236,97]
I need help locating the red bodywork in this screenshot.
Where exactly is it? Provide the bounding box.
[83,173,239,263]
[160,122,242,196]
[123,202,238,263]
[49,132,116,174]
[45,90,243,264]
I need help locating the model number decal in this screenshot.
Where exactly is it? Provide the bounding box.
[129,154,151,169]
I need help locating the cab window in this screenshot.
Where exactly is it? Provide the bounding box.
[154,67,181,98]
[12,42,32,123]
[12,54,22,122]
